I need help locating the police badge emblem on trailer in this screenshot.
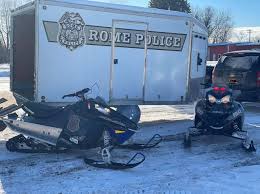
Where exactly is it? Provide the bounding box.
[58,12,86,51]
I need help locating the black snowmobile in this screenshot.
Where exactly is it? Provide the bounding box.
[0,88,162,169]
[184,85,256,152]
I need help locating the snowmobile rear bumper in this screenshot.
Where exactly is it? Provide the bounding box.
[0,99,62,145]
[0,98,21,132]
[0,97,21,117]
[3,119,63,146]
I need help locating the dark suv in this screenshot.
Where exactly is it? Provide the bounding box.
[212,50,260,101]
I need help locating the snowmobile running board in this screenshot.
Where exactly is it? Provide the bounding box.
[0,98,21,117]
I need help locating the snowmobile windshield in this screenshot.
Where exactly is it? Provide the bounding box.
[218,54,259,71]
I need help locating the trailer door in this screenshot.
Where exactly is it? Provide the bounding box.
[12,12,35,101]
[188,32,207,100]
[190,33,207,79]
[111,21,148,103]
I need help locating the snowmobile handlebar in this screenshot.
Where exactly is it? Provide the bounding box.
[62,88,90,99]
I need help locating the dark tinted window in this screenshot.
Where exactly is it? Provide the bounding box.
[218,55,259,70]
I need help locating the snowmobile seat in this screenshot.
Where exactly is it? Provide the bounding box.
[22,102,65,118]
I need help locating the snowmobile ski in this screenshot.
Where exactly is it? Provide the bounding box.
[183,127,204,148]
[184,127,257,152]
[117,134,162,150]
[84,153,145,170]
[231,132,256,152]
[183,131,191,148]
[242,140,256,152]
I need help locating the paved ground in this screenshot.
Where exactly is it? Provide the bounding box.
[0,104,260,194]
[1,70,260,193]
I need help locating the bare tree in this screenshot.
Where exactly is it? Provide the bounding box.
[192,6,234,43]
[0,0,31,63]
[212,10,233,43]
[233,31,248,42]
[0,0,16,50]
[193,6,215,38]
[0,39,6,63]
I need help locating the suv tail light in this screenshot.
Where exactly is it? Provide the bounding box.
[257,72,260,87]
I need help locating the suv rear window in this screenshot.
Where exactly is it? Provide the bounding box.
[218,55,259,70]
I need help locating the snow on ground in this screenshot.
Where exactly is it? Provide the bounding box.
[1,79,260,193]
[207,61,218,67]
[0,78,10,91]
[0,64,9,78]
[140,105,194,125]
[1,109,260,194]
[0,64,10,91]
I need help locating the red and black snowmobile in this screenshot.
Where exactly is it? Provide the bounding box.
[184,85,256,152]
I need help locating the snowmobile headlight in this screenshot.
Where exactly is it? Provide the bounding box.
[208,95,216,103]
[221,95,231,104]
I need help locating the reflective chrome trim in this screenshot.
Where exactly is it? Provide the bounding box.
[185,22,193,101]
[35,0,40,102]
[210,126,224,130]
[3,119,63,146]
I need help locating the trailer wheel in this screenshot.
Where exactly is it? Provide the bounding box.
[116,105,141,124]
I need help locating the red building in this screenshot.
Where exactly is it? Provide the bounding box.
[208,42,260,61]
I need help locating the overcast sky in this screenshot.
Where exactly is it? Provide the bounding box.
[90,0,260,28]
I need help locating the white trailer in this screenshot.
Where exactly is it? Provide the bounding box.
[10,0,208,106]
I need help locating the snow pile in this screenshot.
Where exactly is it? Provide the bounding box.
[207,61,218,67]
[140,105,194,125]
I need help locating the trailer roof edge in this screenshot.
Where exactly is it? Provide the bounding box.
[12,1,35,14]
